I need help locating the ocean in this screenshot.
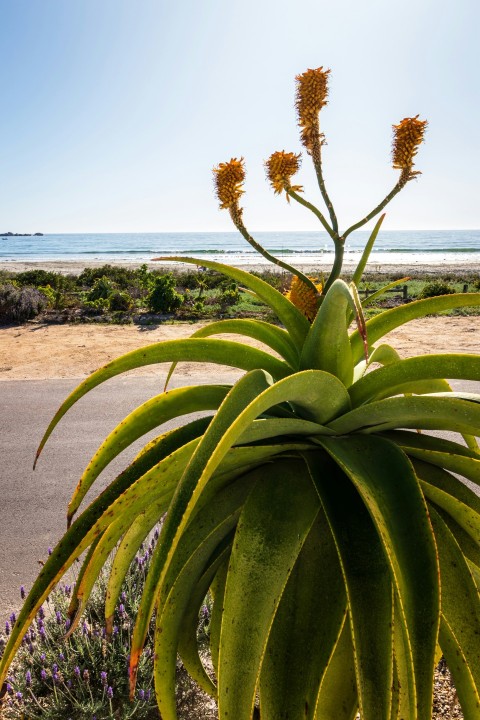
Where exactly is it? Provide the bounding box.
[1,230,479,267]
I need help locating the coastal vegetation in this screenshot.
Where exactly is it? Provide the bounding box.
[1,65,480,720]
[0,264,478,325]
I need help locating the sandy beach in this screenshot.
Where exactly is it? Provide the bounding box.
[2,259,480,277]
[0,316,479,381]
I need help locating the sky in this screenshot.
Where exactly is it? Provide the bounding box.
[0,0,479,234]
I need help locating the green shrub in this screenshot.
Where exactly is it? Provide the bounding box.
[108,290,133,312]
[87,276,115,302]
[77,265,138,290]
[419,280,456,299]
[147,274,183,313]
[0,284,47,323]
[218,283,240,306]
[15,270,60,288]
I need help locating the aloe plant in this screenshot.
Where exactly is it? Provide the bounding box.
[1,67,480,720]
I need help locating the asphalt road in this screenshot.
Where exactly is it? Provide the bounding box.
[0,375,478,618]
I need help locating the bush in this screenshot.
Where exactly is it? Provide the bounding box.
[0,533,161,719]
[87,276,114,302]
[77,265,138,290]
[147,274,183,313]
[0,284,47,323]
[15,270,60,288]
[419,280,456,299]
[219,284,240,306]
[108,290,133,312]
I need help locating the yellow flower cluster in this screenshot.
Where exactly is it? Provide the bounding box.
[295,67,330,152]
[213,158,245,210]
[285,275,323,322]
[265,151,302,196]
[392,116,428,173]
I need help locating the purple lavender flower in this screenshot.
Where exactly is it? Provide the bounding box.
[65,618,71,631]
[39,626,46,641]
[15,691,23,701]
[5,621,10,636]
[121,591,127,603]
[6,683,12,694]
[154,527,160,540]
[107,686,113,699]
[52,663,58,674]
[73,666,81,679]
[145,689,151,701]
[112,625,119,636]
[138,688,145,701]
[29,628,36,641]
[25,670,32,687]
[59,652,65,662]
[9,612,16,625]
[55,610,62,625]
[118,603,126,618]
[67,679,72,688]
[28,642,34,655]
[38,606,45,620]
[52,672,59,685]
[37,618,44,630]
[82,620,89,636]
[64,584,71,597]
[20,586,25,600]
[47,547,53,556]
[100,671,107,686]
[40,653,46,664]
[40,669,47,682]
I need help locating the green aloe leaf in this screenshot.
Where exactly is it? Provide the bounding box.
[300,279,355,386]
[307,455,394,720]
[35,338,292,466]
[153,256,310,345]
[313,616,358,720]
[351,214,385,286]
[68,384,229,523]
[316,436,440,720]
[218,459,320,720]
[328,395,480,436]
[259,504,347,720]
[349,354,480,407]
[165,318,300,389]
[350,293,480,363]
[430,507,480,715]
[209,558,229,678]
[362,277,410,307]
[422,481,480,546]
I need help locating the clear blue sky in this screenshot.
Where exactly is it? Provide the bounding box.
[0,0,478,233]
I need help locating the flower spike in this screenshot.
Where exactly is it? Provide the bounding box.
[295,67,330,153]
[392,115,428,184]
[213,157,245,211]
[265,151,303,200]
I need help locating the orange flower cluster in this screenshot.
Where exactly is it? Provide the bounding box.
[265,151,302,196]
[285,275,322,322]
[213,158,245,210]
[392,116,428,173]
[295,67,330,152]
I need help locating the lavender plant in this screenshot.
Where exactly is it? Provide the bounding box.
[0,538,161,719]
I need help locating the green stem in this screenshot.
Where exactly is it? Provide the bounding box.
[230,208,319,294]
[343,173,408,240]
[286,189,337,241]
[311,134,338,234]
[322,238,345,295]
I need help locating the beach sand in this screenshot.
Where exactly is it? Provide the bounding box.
[1,259,480,277]
[0,316,479,381]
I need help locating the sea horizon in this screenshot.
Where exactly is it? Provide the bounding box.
[1,229,479,267]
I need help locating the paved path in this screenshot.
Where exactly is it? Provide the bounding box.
[0,375,478,617]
